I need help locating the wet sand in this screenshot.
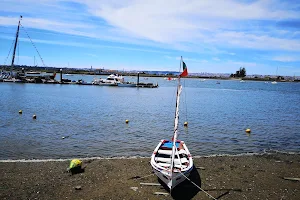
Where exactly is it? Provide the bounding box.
[1,153,300,200]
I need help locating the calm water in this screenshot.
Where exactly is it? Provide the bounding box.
[0,75,299,159]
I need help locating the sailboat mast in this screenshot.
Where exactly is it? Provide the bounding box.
[11,16,22,75]
[169,56,183,184]
[173,56,182,142]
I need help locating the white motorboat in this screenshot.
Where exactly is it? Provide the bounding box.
[117,82,136,87]
[92,74,124,86]
[3,78,23,83]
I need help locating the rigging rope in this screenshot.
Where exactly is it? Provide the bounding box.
[179,171,217,200]
[17,38,19,64]
[183,79,188,122]
[20,23,46,67]
[3,39,15,65]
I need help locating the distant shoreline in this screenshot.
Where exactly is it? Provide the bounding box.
[74,72,299,82]
[1,65,299,82]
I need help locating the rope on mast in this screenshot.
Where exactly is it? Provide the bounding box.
[17,38,19,64]
[183,79,188,122]
[20,23,46,67]
[3,39,15,65]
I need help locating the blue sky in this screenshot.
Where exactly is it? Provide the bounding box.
[0,0,300,75]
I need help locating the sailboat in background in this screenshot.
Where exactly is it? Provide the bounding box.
[2,16,56,83]
[150,57,193,190]
[3,16,23,82]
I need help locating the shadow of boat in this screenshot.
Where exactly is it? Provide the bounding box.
[158,165,201,200]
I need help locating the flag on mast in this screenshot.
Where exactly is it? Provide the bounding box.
[180,61,188,77]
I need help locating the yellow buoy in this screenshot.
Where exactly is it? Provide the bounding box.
[184,122,188,126]
[125,119,129,123]
[19,110,22,114]
[33,114,37,119]
[245,128,251,133]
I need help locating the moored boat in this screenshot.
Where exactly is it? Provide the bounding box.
[117,82,136,87]
[3,78,23,83]
[150,57,193,190]
[92,74,124,86]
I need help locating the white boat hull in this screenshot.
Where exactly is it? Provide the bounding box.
[150,140,193,190]
[98,83,118,86]
[117,83,136,87]
[152,164,192,189]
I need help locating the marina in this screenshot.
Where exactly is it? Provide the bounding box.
[0,71,159,88]
[0,16,158,88]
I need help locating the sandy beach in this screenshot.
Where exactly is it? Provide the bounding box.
[1,153,300,200]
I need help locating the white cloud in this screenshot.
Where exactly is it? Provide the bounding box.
[271,56,300,62]
[1,0,300,76]
[74,0,300,52]
[212,31,300,51]
[0,35,171,54]
[227,60,258,67]
[85,53,98,58]
[1,0,300,53]
[213,57,220,61]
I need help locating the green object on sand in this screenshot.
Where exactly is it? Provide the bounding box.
[69,159,82,169]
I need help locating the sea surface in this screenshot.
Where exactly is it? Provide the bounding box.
[0,75,299,159]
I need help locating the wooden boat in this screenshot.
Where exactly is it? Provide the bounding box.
[150,57,193,190]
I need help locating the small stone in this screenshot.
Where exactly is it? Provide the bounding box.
[75,186,82,190]
[130,187,138,191]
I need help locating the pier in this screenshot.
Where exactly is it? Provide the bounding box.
[0,70,159,88]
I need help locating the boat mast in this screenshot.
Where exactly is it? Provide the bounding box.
[11,15,22,76]
[169,56,183,185]
[172,56,182,143]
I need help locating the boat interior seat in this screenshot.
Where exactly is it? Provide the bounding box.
[155,157,189,165]
[157,162,188,169]
[158,149,187,156]
[161,141,184,150]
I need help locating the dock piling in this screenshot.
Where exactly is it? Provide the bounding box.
[60,69,62,83]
